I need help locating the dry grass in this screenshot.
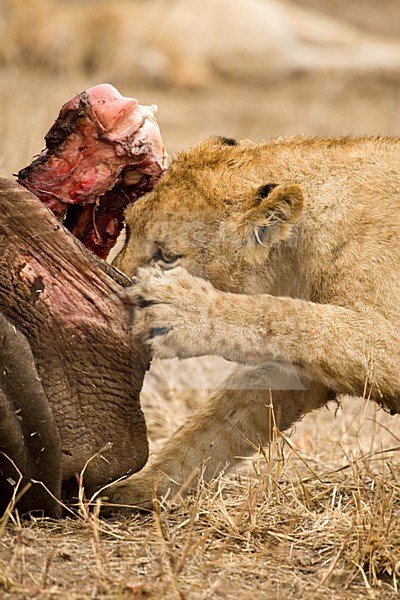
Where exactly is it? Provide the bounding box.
[0,380,399,599]
[1,1,400,598]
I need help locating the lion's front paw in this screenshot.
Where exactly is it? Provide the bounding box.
[104,467,183,512]
[104,474,158,511]
[127,266,219,360]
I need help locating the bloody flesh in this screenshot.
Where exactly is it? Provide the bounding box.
[18,84,167,259]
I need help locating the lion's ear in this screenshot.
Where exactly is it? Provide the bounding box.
[231,183,304,248]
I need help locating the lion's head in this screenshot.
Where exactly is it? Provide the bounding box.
[114,136,304,294]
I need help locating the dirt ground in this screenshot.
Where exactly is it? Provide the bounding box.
[1,0,400,598]
[1,395,399,599]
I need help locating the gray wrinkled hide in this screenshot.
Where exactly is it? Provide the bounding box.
[0,178,149,516]
[0,313,62,517]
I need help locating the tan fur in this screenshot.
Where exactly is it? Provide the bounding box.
[108,135,400,508]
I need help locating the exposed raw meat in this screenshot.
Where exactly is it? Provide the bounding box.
[17,84,167,259]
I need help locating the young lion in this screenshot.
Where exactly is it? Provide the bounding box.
[108,135,400,508]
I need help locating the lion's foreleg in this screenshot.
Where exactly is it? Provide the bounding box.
[130,267,400,407]
[106,364,329,509]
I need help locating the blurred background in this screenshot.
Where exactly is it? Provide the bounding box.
[1,0,400,180]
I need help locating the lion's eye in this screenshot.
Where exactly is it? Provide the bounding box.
[153,248,181,264]
[161,249,179,264]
